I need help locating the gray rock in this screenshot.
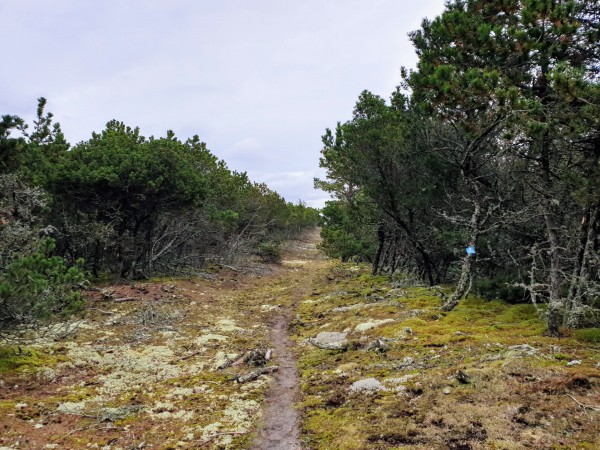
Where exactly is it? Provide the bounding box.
[386,288,408,298]
[354,319,395,332]
[332,304,363,312]
[506,344,538,357]
[308,332,349,350]
[314,331,347,344]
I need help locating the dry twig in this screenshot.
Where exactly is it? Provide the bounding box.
[566,394,600,412]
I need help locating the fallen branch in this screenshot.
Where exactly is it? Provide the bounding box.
[566,394,600,412]
[235,365,278,383]
[217,351,246,370]
[112,297,137,303]
[218,264,239,272]
[88,307,115,315]
[177,350,209,362]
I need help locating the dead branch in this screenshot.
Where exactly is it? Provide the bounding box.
[112,297,137,303]
[217,351,247,370]
[235,365,278,383]
[566,394,600,412]
[177,350,209,362]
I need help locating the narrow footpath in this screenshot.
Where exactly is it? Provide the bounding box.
[252,229,325,450]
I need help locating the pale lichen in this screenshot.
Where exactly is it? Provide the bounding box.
[215,319,243,332]
[354,319,395,332]
[57,401,87,415]
[195,333,227,345]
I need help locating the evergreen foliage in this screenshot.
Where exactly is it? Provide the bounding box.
[0,239,85,329]
[0,98,319,334]
[317,0,600,333]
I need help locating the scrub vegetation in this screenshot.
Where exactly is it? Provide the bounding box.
[316,0,600,335]
[2,0,600,449]
[0,232,598,449]
[295,262,600,449]
[1,101,318,337]
[0,241,313,449]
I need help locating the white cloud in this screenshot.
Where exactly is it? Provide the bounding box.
[0,0,447,205]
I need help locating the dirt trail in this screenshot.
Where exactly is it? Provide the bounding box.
[252,229,323,450]
[0,230,326,450]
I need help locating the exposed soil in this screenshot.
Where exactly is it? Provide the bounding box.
[3,228,599,449]
[251,300,302,450]
[252,231,323,450]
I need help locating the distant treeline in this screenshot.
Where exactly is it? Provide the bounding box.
[316,0,600,334]
[0,100,318,332]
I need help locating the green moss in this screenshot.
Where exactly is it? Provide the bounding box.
[553,353,574,361]
[0,346,58,373]
[574,328,600,344]
[356,274,388,286]
[497,304,539,322]
[399,318,428,328]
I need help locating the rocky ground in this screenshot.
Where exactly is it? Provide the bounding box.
[1,229,600,449]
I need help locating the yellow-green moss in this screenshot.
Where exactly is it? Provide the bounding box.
[0,346,58,373]
[574,328,600,344]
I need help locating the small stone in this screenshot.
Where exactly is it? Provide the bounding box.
[354,319,395,332]
[309,331,349,350]
[101,288,115,299]
[161,284,176,293]
[443,387,451,395]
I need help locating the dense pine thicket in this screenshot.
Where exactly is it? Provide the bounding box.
[316,0,600,334]
[0,101,318,332]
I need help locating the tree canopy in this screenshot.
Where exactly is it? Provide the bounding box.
[317,0,600,334]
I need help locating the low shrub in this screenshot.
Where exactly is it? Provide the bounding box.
[574,328,600,344]
[0,239,85,330]
[473,276,528,304]
[257,240,282,263]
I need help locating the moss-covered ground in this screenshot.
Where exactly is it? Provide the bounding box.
[294,262,600,450]
[1,232,599,449]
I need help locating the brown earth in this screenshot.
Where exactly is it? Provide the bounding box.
[251,231,325,450]
[3,228,600,450]
[0,229,327,450]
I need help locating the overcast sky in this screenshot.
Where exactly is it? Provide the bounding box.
[1,0,446,207]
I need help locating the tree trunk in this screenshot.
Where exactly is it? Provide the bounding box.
[441,204,480,311]
[441,255,472,311]
[372,223,385,275]
[545,210,563,336]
